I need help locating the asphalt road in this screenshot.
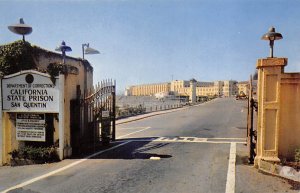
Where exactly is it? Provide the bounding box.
[0,98,299,193]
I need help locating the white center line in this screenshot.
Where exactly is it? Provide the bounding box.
[225,142,237,193]
[119,127,147,130]
[117,127,151,139]
[1,141,131,193]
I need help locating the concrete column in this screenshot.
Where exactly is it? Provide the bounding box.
[0,76,3,166]
[254,57,287,167]
[58,74,65,160]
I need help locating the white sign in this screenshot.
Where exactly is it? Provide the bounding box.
[16,113,46,142]
[102,110,110,118]
[2,71,59,112]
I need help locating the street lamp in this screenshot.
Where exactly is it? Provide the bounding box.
[8,18,32,41]
[55,41,72,65]
[82,43,100,60]
[261,26,283,58]
[81,43,99,153]
[55,41,71,160]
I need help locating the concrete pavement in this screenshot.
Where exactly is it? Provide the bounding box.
[0,98,299,193]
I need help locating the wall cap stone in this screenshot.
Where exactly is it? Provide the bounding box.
[256,57,288,69]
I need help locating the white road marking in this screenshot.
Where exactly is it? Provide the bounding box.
[225,142,237,193]
[150,157,161,160]
[124,137,246,144]
[1,141,131,193]
[119,127,148,130]
[155,137,245,143]
[117,127,151,139]
[210,137,245,140]
[194,138,208,142]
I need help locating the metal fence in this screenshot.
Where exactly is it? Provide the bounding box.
[116,96,190,119]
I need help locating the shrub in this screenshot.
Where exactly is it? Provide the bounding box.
[9,146,59,163]
[295,148,300,162]
[0,40,37,75]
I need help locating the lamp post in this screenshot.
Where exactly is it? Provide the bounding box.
[82,43,100,60]
[261,26,283,58]
[55,41,71,160]
[81,43,99,95]
[55,40,72,73]
[55,41,72,65]
[8,18,32,41]
[81,43,99,152]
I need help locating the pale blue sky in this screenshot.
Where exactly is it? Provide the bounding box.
[1,0,300,93]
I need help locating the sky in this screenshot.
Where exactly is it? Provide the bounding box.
[1,0,300,94]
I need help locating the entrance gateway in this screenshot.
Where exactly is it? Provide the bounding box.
[0,70,116,165]
[0,70,65,165]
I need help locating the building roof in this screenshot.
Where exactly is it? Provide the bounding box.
[130,82,170,87]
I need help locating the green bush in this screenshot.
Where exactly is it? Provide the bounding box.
[9,146,59,163]
[0,41,62,80]
[47,62,64,84]
[116,105,146,118]
[0,40,37,75]
[295,148,300,162]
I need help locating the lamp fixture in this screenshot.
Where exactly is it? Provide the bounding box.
[82,43,100,59]
[8,18,32,41]
[261,26,283,58]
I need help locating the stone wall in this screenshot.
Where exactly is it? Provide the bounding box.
[1,48,94,165]
[255,57,300,167]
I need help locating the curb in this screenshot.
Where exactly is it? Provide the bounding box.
[258,159,300,182]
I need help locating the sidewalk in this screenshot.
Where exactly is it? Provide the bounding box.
[258,159,300,183]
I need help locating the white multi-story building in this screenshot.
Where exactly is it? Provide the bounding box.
[125,79,245,97]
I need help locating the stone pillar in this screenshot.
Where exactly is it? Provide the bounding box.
[189,79,196,103]
[59,74,65,160]
[254,57,287,167]
[0,75,2,166]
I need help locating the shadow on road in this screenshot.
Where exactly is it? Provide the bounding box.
[94,140,172,160]
[71,139,172,160]
[236,127,247,130]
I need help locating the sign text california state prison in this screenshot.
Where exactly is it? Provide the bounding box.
[6,83,55,108]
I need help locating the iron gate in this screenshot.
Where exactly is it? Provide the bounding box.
[71,80,116,154]
[247,75,257,164]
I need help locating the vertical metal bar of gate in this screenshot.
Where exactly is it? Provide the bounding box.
[247,76,251,156]
[247,75,255,164]
[83,90,88,151]
[0,76,3,166]
[96,86,99,142]
[88,93,94,151]
[100,81,103,140]
[112,80,116,141]
[93,91,96,153]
